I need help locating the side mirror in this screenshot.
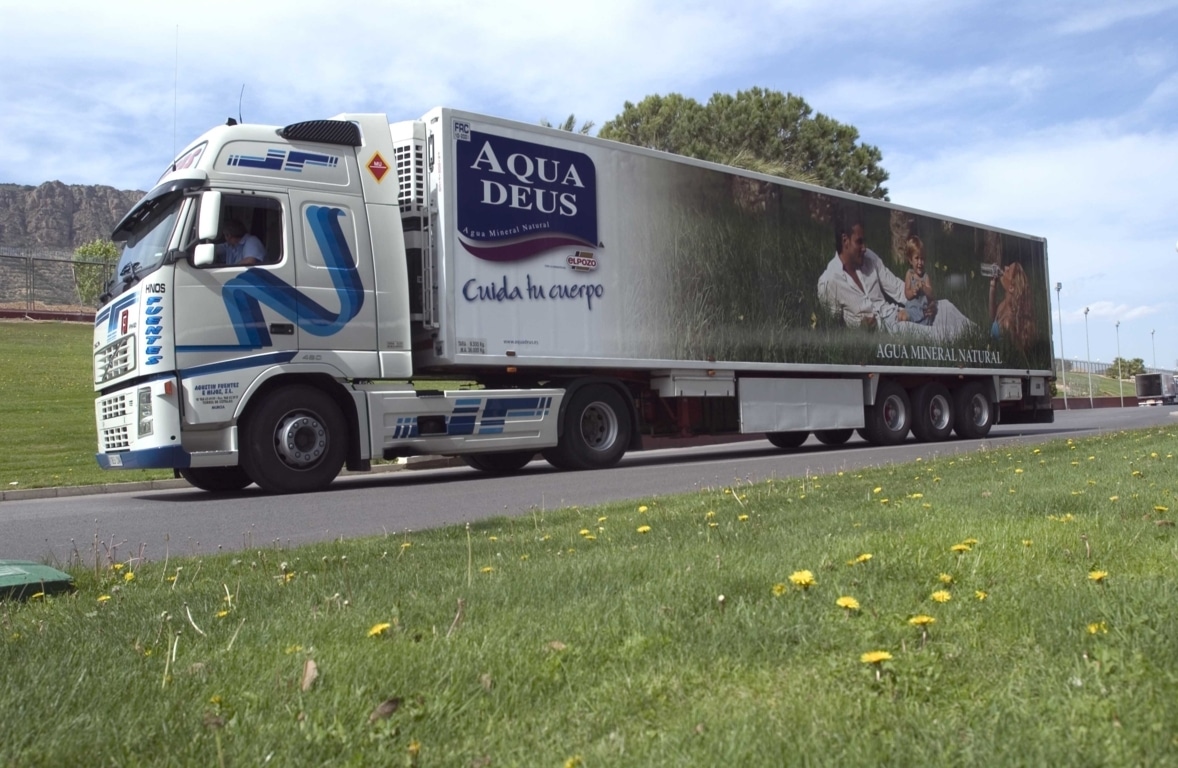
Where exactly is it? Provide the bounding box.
[194,243,217,267]
[198,190,222,241]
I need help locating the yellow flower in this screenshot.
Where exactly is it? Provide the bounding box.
[564,756,584,768]
[962,538,978,546]
[216,610,229,618]
[636,525,651,534]
[738,514,749,522]
[578,529,591,536]
[1088,570,1108,583]
[1109,496,1119,502]
[1087,621,1109,635]
[855,553,873,564]
[97,595,111,603]
[638,505,649,513]
[860,650,893,664]
[930,590,952,603]
[584,534,597,541]
[873,487,882,494]
[1155,505,1169,513]
[400,541,412,550]
[707,522,718,529]
[938,573,954,584]
[772,583,787,597]
[597,516,607,523]
[836,596,860,611]
[789,570,816,589]
[908,614,935,627]
[488,536,498,542]
[111,563,125,572]
[368,622,392,637]
[705,510,716,519]
[124,572,135,583]
[1022,539,1033,547]
[950,543,971,554]
[975,590,988,601]
[1014,468,1024,474]
[480,566,494,573]
[29,592,45,600]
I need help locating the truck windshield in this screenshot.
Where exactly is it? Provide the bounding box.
[107,196,183,299]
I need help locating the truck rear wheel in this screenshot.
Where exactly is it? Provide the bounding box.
[178,466,253,492]
[815,429,853,446]
[543,384,631,470]
[953,382,994,439]
[766,431,809,449]
[862,381,911,445]
[462,451,535,474]
[911,383,954,442]
[240,385,347,494]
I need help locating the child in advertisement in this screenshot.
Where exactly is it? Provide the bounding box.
[902,235,934,326]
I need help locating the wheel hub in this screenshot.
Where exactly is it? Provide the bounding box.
[276,414,327,467]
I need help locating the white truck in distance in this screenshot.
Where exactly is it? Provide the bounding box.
[1134,373,1178,406]
[94,108,1054,494]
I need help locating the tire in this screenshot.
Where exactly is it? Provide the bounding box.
[911,383,954,442]
[178,465,253,492]
[766,431,809,449]
[462,451,535,474]
[815,428,854,446]
[953,382,994,439]
[862,381,911,445]
[542,384,631,470]
[239,385,347,494]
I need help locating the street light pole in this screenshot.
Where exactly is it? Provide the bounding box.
[1152,329,1156,371]
[1084,307,1093,408]
[1115,320,1123,407]
[1055,282,1067,408]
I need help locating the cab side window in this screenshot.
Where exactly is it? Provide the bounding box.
[202,194,284,267]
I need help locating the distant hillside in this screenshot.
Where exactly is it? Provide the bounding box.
[0,182,144,250]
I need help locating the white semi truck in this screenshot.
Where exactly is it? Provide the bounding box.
[93,108,1054,493]
[1135,373,1178,406]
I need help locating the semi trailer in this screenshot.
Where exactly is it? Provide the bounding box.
[93,107,1054,494]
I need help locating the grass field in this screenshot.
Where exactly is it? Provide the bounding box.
[3,425,1177,766]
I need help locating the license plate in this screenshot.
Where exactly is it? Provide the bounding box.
[109,454,123,467]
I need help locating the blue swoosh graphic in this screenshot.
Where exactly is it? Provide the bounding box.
[222,205,365,347]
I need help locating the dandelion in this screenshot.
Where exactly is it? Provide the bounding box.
[1109,496,1119,502]
[738,514,749,522]
[488,536,498,542]
[873,487,882,494]
[564,756,584,768]
[975,590,988,601]
[97,595,111,603]
[578,529,591,536]
[597,516,607,523]
[368,622,392,637]
[705,510,716,519]
[855,553,873,564]
[638,505,649,513]
[836,596,860,611]
[1088,570,1108,584]
[400,542,412,550]
[789,570,816,589]
[637,525,652,534]
[111,563,125,572]
[938,573,954,584]
[29,592,45,600]
[480,566,494,574]
[1022,539,1033,547]
[1087,621,1109,635]
[861,650,892,664]
[950,543,971,554]
[930,590,952,603]
[908,614,935,627]
[708,522,718,529]
[1155,505,1170,513]
[124,572,136,583]
[1014,468,1024,474]
[216,610,229,619]
[772,583,787,597]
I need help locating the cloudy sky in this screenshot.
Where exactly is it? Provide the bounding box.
[3,0,1177,370]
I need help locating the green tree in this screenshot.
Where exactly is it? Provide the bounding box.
[540,114,595,135]
[1105,357,1146,379]
[599,87,889,198]
[72,239,120,307]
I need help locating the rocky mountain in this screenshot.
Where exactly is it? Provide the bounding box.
[0,182,144,249]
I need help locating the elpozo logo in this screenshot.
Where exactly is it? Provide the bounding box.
[566,250,597,272]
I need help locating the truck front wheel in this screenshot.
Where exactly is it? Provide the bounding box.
[178,466,253,492]
[543,384,631,470]
[240,385,347,494]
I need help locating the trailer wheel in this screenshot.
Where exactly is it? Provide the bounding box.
[953,382,994,439]
[178,466,253,492]
[862,381,911,445]
[766,431,809,449]
[542,384,631,470]
[911,383,954,442]
[240,385,347,494]
[462,451,535,474]
[815,429,854,446]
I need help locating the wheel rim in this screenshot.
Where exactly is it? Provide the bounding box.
[929,394,952,431]
[274,413,328,468]
[882,395,907,432]
[968,394,990,427]
[580,400,619,452]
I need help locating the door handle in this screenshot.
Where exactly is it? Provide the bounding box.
[269,323,295,336]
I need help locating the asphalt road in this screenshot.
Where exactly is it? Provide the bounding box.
[2,407,1174,564]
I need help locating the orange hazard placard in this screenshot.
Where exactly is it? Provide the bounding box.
[367,152,389,182]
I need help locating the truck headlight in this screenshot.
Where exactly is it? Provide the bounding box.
[138,386,154,438]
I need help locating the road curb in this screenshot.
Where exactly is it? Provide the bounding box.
[1,454,468,501]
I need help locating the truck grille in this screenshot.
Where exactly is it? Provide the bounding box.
[97,391,133,451]
[95,336,135,384]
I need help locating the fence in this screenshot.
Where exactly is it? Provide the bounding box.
[0,247,111,320]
